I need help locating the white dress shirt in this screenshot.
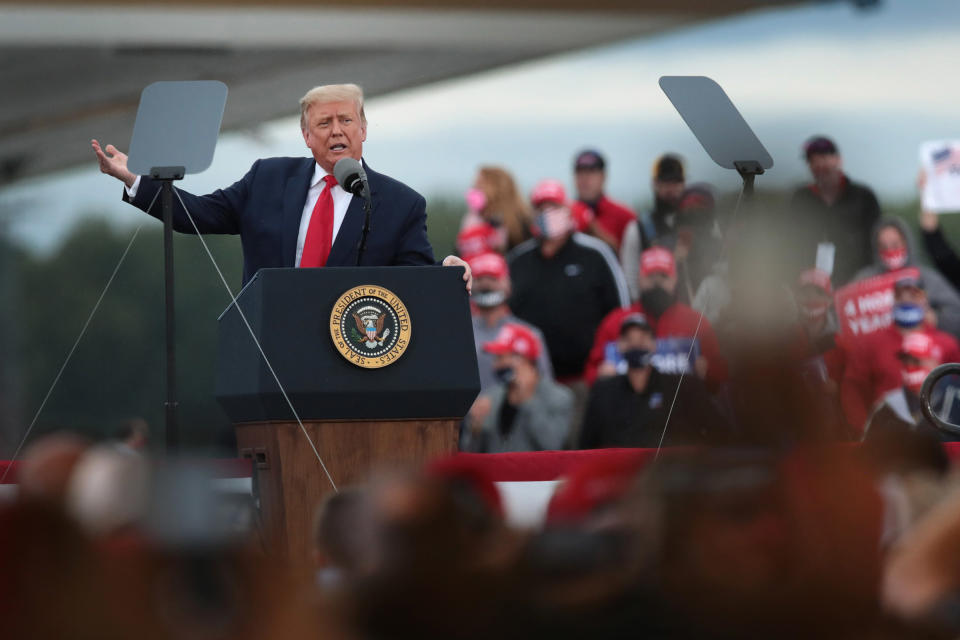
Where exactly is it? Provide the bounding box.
[125,163,355,266]
[295,163,354,267]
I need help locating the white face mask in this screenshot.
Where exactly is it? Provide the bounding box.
[901,366,930,393]
[472,289,507,309]
[534,206,573,239]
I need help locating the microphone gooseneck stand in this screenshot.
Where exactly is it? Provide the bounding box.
[356,194,372,267]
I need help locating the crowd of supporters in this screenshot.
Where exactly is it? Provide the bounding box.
[459,138,960,453]
[10,134,960,638]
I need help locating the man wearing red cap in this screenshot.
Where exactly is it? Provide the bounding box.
[791,268,846,386]
[467,251,553,395]
[584,247,727,390]
[456,224,502,262]
[508,179,629,400]
[571,149,638,253]
[842,275,960,431]
[862,331,950,440]
[462,323,573,453]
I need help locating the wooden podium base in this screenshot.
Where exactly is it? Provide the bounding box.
[235,418,459,560]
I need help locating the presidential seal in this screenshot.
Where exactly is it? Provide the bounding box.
[329,285,412,368]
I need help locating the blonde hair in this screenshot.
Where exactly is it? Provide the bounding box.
[299,83,366,130]
[477,166,532,249]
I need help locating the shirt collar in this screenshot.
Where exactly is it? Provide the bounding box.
[310,162,332,189]
[311,158,368,190]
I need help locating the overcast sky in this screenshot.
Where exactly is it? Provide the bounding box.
[2,0,958,254]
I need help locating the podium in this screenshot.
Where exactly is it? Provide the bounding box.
[215,266,480,559]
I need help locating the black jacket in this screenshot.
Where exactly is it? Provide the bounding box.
[786,176,880,286]
[507,233,629,379]
[579,370,729,449]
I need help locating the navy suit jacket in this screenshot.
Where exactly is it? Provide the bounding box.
[124,157,436,284]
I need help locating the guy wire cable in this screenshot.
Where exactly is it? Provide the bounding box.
[173,189,338,493]
[654,181,746,459]
[0,189,158,483]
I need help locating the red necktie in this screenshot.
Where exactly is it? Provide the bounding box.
[300,174,338,268]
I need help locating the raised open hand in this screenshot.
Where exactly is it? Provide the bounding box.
[91,139,137,187]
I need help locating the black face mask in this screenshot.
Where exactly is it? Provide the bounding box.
[622,348,652,370]
[494,366,516,385]
[640,286,674,318]
[473,289,507,309]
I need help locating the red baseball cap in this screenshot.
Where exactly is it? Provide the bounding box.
[900,332,942,362]
[456,224,500,261]
[530,179,567,207]
[797,268,832,294]
[467,251,508,280]
[483,323,541,362]
[640,247,676,278]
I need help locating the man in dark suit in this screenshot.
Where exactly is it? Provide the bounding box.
[91,83,471,288]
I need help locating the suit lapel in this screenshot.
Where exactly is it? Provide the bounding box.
[281,159,315,267]
[327,159,381,266]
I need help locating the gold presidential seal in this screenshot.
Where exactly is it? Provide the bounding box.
[329,285,411,368]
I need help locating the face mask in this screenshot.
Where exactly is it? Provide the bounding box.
[892,302,925,329]
[465,187,487,213]
[800,299,829,321]
[880,247,908,271]
[534,206,573,240]
[494,366,516,385]
[622,348,652,370]
[902,365,930,393]
[640,286,674,318]
[472,289,506,309]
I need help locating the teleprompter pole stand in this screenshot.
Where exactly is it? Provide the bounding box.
[152,165,185,452]
[734,160,765,198]
[125,79,228,453]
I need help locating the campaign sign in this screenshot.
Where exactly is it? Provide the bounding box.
[834,267,920,342]
[651,337,701,375]
[920,140,960,213]
[603,337,701,375]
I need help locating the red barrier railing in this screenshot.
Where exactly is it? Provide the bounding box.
[3,443,959,485]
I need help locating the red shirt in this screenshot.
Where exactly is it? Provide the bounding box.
[840,324,960,431]
[573,195,637,249]
[584,302,728,389]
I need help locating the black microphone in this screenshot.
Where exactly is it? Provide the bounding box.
[333,157,369,199]
[334,157,374,266]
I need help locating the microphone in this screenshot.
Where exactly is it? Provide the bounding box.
[334,157,374,266]
[333,157,369,199]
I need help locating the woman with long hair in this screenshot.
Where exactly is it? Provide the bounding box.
[461,166,533,252]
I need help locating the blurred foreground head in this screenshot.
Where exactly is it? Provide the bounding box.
[313,487,375,587]
[350,468,517,640]
[623,447,885,637]
[17,432,90,503]
[66,445,149,537]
